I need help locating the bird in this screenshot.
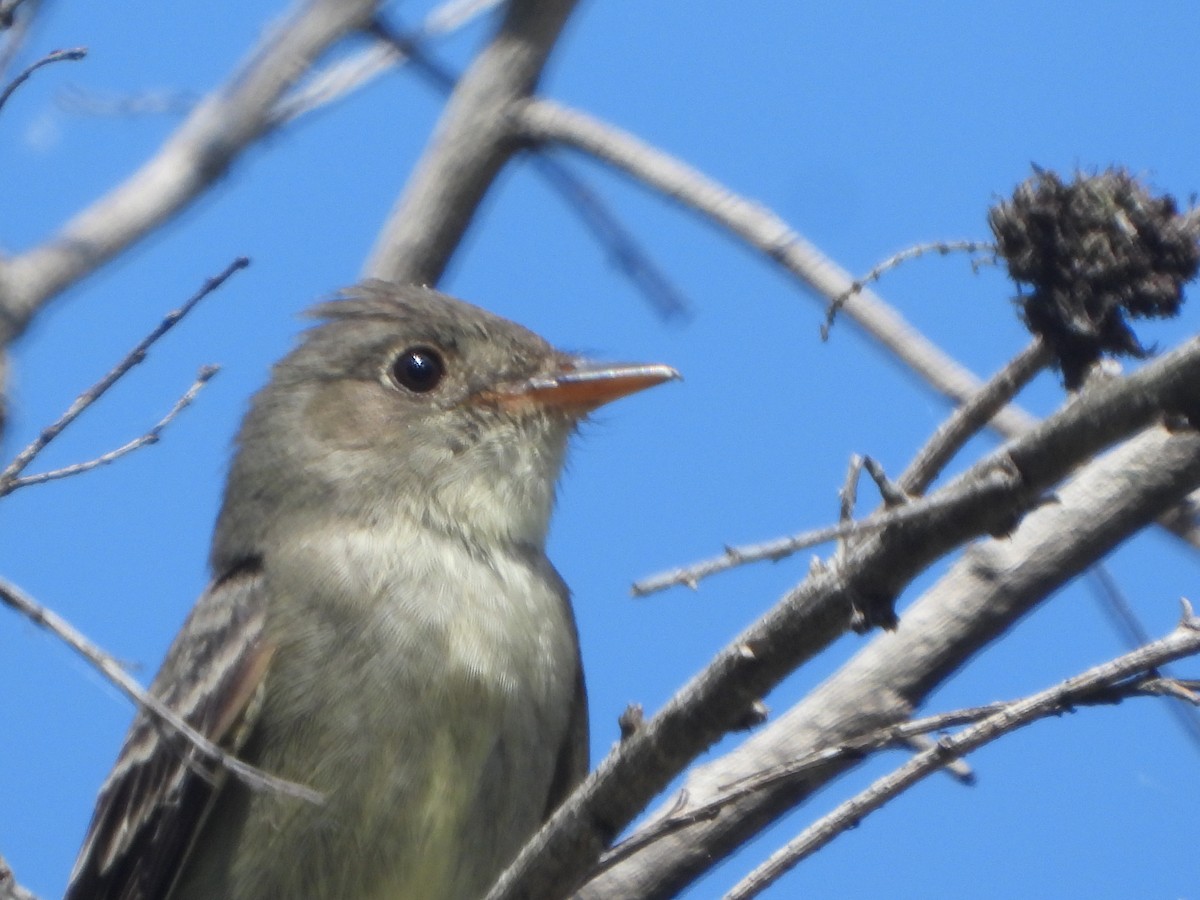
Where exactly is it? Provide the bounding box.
[64,280,678,900]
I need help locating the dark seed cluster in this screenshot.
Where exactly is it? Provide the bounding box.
[989,167,1199,388]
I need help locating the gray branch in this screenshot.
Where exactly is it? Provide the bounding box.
[486,332,1200,897]
[363,0,580,284]
[0,0,378,348]
[515,98,1200,550]
[516,99,1037,437]
[725,605,1200,900]
[579,423,1200,897]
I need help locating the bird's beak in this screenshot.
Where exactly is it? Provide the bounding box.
[484,360,680,414]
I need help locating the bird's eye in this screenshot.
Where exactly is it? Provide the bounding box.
[389,346,446,393]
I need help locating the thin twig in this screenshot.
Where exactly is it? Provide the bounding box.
[899,338,1053,496]
[821,240,996,339]
[580,427,1200,899]
[271,41,402,125]
[1090,565,1200,757]
[834,454,863,558]
[637,340,1052,595]
[597,665,1198,875]
[2,365,218,495]
[0,0,377,345]
[516,98,1039,438]
[0,576,322,803]
[56,86,198,117]
[860,456,906,506]
[53,0,494,124]
[631,466,1013,596]
[594,702,1010,872]
[423,0,503,31]
[0,258,246,492]
[718,666,1188,813]
[495,342,1200,900]
[723,601,1200,900]
[836,454,863,523]
[271,0,504,124]
[518,99,1200,555]
[0,45,85,113]
[528,153,691,320]
[894,733,974,784]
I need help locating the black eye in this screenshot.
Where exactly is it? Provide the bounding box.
[389,346,445,393]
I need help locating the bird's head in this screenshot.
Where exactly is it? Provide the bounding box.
[212,281,677,569]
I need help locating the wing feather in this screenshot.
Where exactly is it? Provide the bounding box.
[65,564,272,900]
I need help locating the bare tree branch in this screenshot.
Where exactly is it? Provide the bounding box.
[516,99,1200,551]
[822,238,996,339]
[4,6,1195,894]
[55,85,198,117]
[581,423,1200,898]
[627,337,1097,596]
[1089,565,1200,756]
[0,258,246,494]
[898,337,1052,495]
[516,99,1038,436]
[599,633,1198,881]
[0,576,321,802]
[526,153,691,320]
[0,0,33,31]
[726,605,1200,900]
[3,365,217,493]
[423,0,504,32]
[489,337,1200,900]
[366,16,691,319]
[270,0,505,125]
[0,0,377,347]
[631,465,1023,597]
[364,0,580,284]
[594,703,1012,874]
[0,45,85,114]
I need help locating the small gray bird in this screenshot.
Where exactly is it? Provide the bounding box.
[65,281,677,900]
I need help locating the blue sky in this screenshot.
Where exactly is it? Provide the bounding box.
[3,2,1199,897]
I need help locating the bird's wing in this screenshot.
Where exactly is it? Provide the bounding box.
[65,563,274,900]
[544,652,589,820]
